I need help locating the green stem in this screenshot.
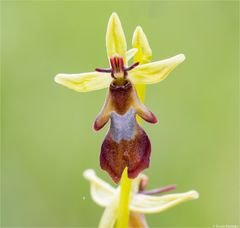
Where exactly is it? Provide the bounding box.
[116,168,132,228]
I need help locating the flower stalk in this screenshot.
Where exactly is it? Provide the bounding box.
[116,168,132,228]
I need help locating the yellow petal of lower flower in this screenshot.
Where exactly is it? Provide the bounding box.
[55,72,112,92]
[128,54,185,85]
[126,48,138,63]
[98,195,119,228]
[83,169,116,207]
[130,190,199,214]
[132,26,152,64]
[106,12,127,60]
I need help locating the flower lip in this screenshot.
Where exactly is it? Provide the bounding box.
[95,55,139,79]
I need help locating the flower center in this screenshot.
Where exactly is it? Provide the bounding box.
[95,55,139,79]
[110,56,125,79]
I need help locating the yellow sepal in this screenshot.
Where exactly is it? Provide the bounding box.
[129,54,185,85]
[106,12,127,61]
[130,190,199,214]
[84,169,199,223]
[55,72,111,92]
[83,169,115,207]
[132,26,152,64]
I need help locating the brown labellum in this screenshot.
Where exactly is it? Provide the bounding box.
[93,78,157,183]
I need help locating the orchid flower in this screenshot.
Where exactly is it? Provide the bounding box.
[84,169,199,228]
[54,12,199,228]
[55,12,185,183]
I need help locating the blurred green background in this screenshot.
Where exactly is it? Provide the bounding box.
[1,1,239,227]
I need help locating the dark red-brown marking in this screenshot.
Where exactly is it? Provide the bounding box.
[109,79,134,115]
[100,124,151,183]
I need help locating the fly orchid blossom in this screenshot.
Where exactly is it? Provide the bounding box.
[55,12,185,183]
[84,169,199,228]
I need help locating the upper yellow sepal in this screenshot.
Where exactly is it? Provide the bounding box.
[132,26,152,64]
[106,12,127,61]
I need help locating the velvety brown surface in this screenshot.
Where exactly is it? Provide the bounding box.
[94,79,156,182]
[109,79,133,115]
[100,124,151,183]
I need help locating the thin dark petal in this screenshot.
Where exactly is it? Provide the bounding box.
[124,62,139,72]
[95,68,112,73]
[140,185,177,195]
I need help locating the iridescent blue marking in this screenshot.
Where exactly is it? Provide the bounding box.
[110,108,136,143]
